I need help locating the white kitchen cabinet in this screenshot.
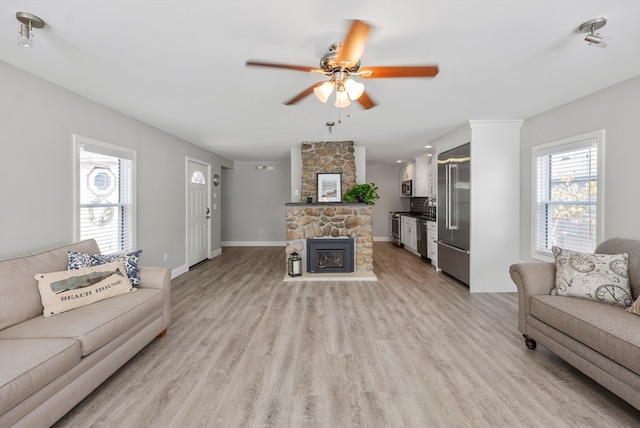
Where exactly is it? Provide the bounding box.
[400,216,408,246]
[427,221,438,265]
[400,162,414,182]
[400,157,432,197]
[401,215,418,253]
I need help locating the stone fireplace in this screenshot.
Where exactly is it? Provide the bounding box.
[285,140,374,278]
[285,204,373,274]
[307,238,354,273]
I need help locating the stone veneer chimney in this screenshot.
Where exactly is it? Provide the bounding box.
[300,141,356,202]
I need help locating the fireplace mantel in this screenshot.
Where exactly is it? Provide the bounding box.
[284,202,368,207]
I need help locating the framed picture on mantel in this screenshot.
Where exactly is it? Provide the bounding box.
[317,173,341,202]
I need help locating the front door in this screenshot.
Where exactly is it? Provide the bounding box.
[187,158,210,267]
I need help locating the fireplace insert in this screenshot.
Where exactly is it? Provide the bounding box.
[307,238,354,273]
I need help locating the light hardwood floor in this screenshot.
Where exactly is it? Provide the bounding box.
[55,242,640,427]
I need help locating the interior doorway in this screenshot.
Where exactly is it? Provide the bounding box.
[186,158,211,267]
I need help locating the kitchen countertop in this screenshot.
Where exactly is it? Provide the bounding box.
[392,212,436,222]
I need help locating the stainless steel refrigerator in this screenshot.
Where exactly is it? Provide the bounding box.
[437,143,470,285]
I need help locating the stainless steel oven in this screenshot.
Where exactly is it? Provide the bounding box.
[390,212,402,246]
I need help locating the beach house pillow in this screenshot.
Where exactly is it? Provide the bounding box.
[68,249,142,286]
[35,259,135,317]
[628,296,640,316]
[551,246,633,307]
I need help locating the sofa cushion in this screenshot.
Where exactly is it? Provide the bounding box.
[0,240,100,330]
[531,295,640,374]
[628,296,640,316]
[0,289,163,356]
[35,260,135,317]
[551,246,633,307]
[68,249,143,286]
[0,338,81,415]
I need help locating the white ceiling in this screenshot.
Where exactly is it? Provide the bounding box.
[1,1,639,165]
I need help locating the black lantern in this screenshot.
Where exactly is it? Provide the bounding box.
[288,251,302,277]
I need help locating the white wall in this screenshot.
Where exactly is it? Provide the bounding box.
[0,61,232,273]
[366,164,406,239]
[219,157,398,245]
[468,120,522,292]
[221,160,290,245]
[519,76,640,260]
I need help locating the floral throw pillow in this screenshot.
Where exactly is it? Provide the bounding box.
[68,249,142,286]
[551,246,632,307]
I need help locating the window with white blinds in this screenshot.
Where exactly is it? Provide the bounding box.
[532,130,604,259]
[74,135,136,254]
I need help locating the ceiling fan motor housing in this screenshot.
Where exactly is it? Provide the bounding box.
[320,43,361,74]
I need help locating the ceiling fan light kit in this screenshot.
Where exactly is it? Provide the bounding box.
[246,19,439,113]
[343,78,365,100]
[335,88,351,108]
[314,81,335,103]
[313,70,366,107]
[579,17,607,45]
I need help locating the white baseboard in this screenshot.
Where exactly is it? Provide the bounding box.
[171,264,188,279]
[222,241,286,247]
[373,236,392,242]
[172,248,222,279]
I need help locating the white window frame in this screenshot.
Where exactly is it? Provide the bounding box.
[73,134,137,253]
[531,129,605,261]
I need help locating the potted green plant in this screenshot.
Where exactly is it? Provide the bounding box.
[344,183,380,205]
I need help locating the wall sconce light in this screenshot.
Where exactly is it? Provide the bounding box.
[288,251,302,277]
[579,17,607,46]
[16,12,45,48]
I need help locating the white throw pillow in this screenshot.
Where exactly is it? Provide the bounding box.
[35,259,135,317]
[551,246,633,307]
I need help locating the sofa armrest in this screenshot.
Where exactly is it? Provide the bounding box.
[138,267,171,331]
[509,262,556,334]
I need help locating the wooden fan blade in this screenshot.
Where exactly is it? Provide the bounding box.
[336,20,371,68]
[359,65,439,78]
[246,60,323,74]
[284,82,324,105]
[357,91,376,110]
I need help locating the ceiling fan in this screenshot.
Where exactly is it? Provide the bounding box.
[246,20,439,110]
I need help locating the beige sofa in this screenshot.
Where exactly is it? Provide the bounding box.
[0,240,171,427]
[509,238,640,410]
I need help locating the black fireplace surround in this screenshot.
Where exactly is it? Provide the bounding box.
[307,238,355,273]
